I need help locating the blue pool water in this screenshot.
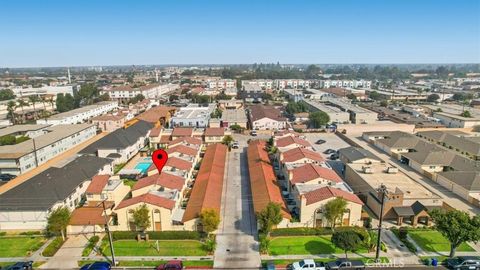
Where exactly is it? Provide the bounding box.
[135,162,152,174]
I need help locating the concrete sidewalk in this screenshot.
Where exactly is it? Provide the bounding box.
[40,235,90,269]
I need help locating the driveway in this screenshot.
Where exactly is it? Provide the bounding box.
[214,134,261,269]
[40,234,90,269]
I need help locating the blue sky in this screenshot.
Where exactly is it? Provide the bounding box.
[0,0,479,67]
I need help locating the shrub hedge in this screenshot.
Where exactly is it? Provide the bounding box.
[42,237,65,257]
[270,226,367,237]
[112,231,202,241]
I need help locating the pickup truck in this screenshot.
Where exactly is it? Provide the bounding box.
[325,259,365,270]
[290,259,326,270]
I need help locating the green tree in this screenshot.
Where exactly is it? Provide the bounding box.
[461,110,472,118]
[369,91,384,101]
[429,209,480,258]
[229,124,244,133]
[309,111,330,128]
[28,95,40,120]
[331,230,363,259]
[199,209,220,235]
[0,89,15,101]
[257,202,283,236]
[17,98,28,117]
[6,100,16,125]
[0,135,16,145]
[324,197,347,230]
[222,135,234,146]
[77,83,99,105]
[132,204,151,232]
[46,207,71,240]
[427,93,440,103]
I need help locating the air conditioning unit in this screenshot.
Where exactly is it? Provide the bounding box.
[386,167,398,174]
[362,166,374,174]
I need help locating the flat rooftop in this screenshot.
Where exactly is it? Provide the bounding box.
[0,124,51,137]
[221,108,247,122]
[304,100,348,113]
[172,104,215,119]
[347,163,438,200]
[46,101,116,120]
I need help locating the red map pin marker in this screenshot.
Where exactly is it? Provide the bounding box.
[152,149,168,173]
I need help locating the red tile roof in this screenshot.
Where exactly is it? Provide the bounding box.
[166,145,198,157]
[182,143,227,222]
[282,147,324,163]
[137,106,176,123]
[116,193,176,210]
[168,137,203,147]
[86,175,110,194]
[166,156,193,171]
[276,136,312,148]
[132,173,185,191]
[204,127,225,137]
[304,186,363,206]
[160,135,171,143]
[172,127,193,137]
[290,164,343,185]
[247,140,291,219]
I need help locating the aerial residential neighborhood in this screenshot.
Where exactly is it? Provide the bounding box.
[0,1,479,270]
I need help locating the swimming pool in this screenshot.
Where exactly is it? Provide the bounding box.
[135,162,152,174]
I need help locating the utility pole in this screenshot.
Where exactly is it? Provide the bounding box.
[100,200,116,266]
[375,184,388,262]
[32,138,39,168]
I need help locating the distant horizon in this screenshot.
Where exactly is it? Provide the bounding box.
[1,0,478,67]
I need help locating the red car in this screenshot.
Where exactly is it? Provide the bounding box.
[156,260,183,270]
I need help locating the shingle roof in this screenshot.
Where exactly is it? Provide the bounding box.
[248,140,291,219]
[250,105,286,122]
[171,127,193,137]
[290,163,342,185]
[182,144,227,222]
[304,186,363,206]
[0,155,112,211]
[86,175,110,194]
[204,127,225,137]
[132,173,185,191]
[70,206,108,225]
[276,136,312,148]
[80,120,153,154]
[115,193,176,210]
[282,147,324,163]
[438,171,480,191]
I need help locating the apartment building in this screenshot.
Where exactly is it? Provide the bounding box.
[170,104,216,128]
[0,124,97,175]
[91,114,126,132]
[37,101,118,125]
[101,83,178,103]
[241,79,274,89]
[274,79,311,89]
[249,105,287,130]
[0,155,113,230]
[206,79,236,89]
[221,108,248,128]
[319,80,371,89]
[239,83,267,102]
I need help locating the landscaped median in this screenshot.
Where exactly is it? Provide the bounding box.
[97,231,211,257]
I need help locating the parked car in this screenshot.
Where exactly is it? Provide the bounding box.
[265,261,276,270]
[0,174,16,182]
[329,153,339,160]
[446,256,480,270]
[250,130,258,136]
[157,260,183,270]
[2,261,33,270]
[79,262,111,270]
[290,259,325,270]
[232,141,240,149]
[323,149,336,154]
[315,139,326,145]
[325,259,365,270]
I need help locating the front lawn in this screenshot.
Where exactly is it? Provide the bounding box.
[0,236,46,257]
[102,240,208,256]
[269,235,367,255]
[408,230,474,253]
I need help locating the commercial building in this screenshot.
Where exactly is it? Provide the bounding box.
[170,104,216,128]
[221,108,248,128]
[0,155,113,230]
[37,101,118,125]
[326,98,378,124]
[249,105,287,130]
[304,100,351,124]
[12,84,79,97]
[0,124,97,175]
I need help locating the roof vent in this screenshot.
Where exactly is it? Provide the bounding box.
[362,166,374,174]
[386,167,398,174]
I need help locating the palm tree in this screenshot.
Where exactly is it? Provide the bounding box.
[6,101,16,125]
[28,95,40,120]
[17,99,28,123]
